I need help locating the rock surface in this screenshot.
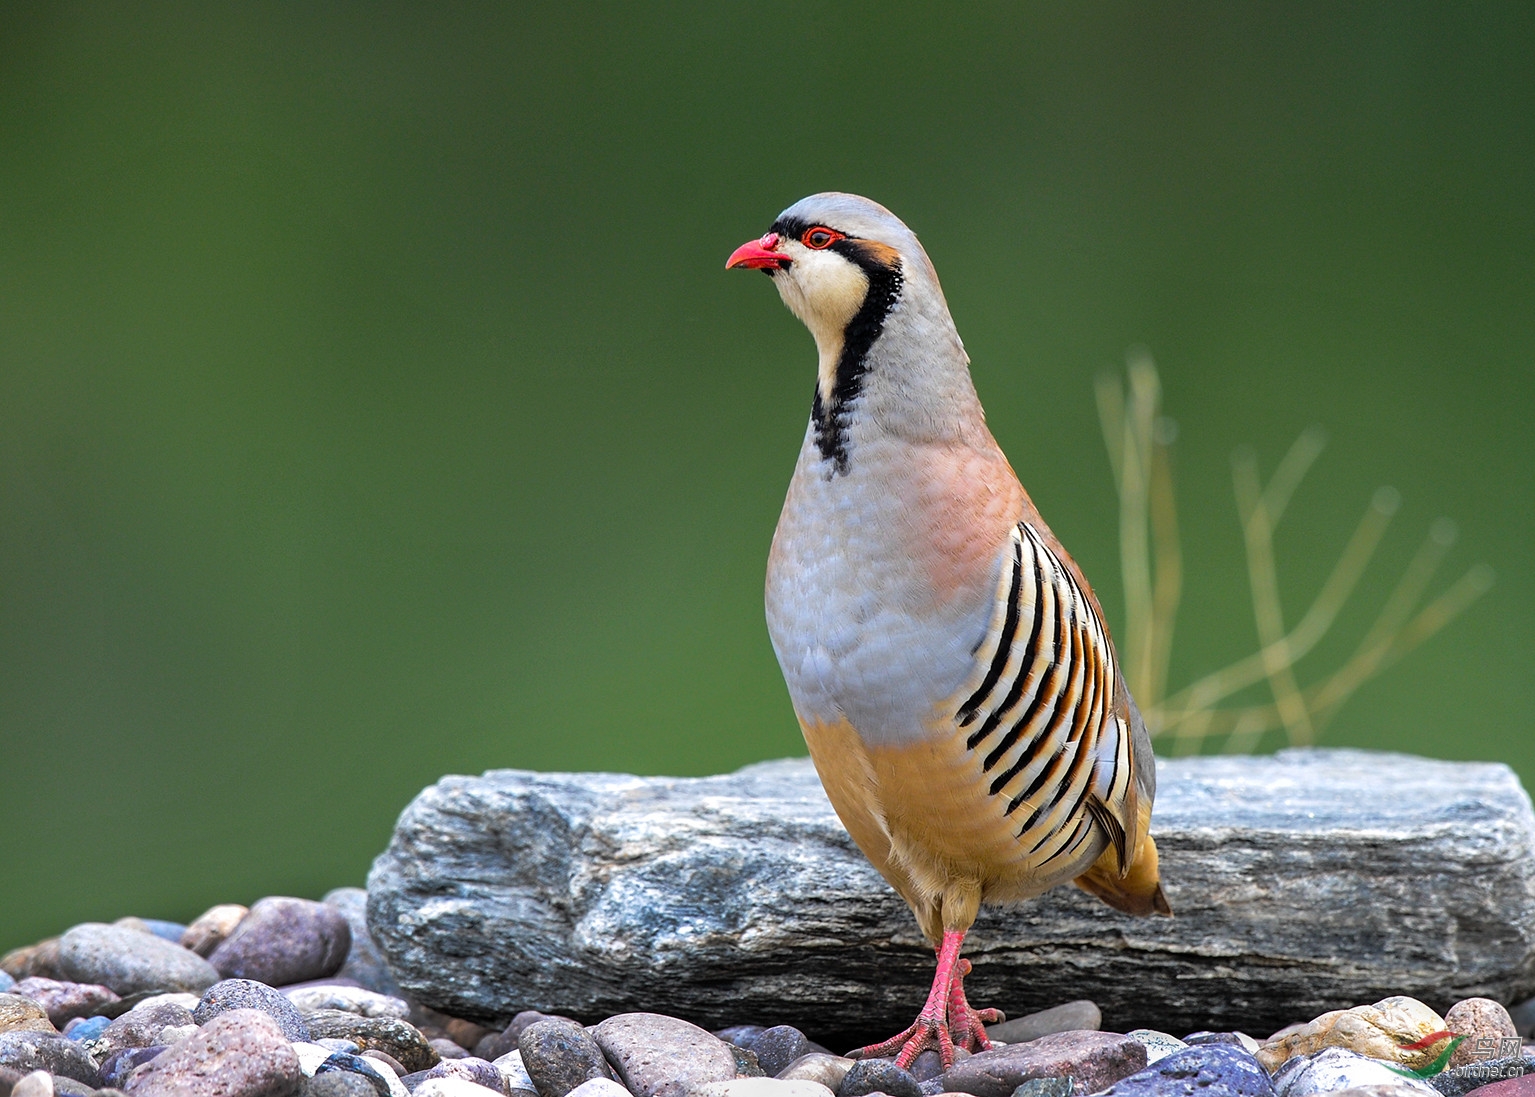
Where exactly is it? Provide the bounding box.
[366,749,1535,1042]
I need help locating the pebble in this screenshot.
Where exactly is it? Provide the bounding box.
[1257,998,1450,1073]
[519,1018,613,1097]
[10,1070,54,1097]
[492,1049,537,1093]
[0,996,55,1036]
[284,985,410,1021]
[835,1058,922,1097]
[693,1081,835,1097]
[131,993,202,1015]
[405,1057,510,1095]
[413,1079,508,1097]
[1126,1030,1190,1065]
[316,1051,403,1097]
[939,1030,1147,1097]
[434,1037,473,1060]
[294,1040,341,1075]
[362,1049,408,1076]
[178,905,249,959]
[752,1028,811,1079]
[8,978,120,1027]
[1270,1047,1438,1097]
[305,1009,439,1073]
[207,897,352,987]
[563,1082,630,1097]
[91,1001,197,1057]
[717,1026,767,1051]
[1444,999,1521,1070]
[479,1013,581,1063]
[53,925,219,999]
[1010,1079,1076,1097]
[97,1047,168,1089]
[193,978,313,1042]
[0,1030,104,1088]
[986,1001,1102,1045]
[1185,1032,1263,1054]
[0,972,13,993]
[121,920,188,945]
[1095,1043,1275,1097]
[119,1008,302,1096]
[312,1074,385,1097]
[62,1015,110,1042]
[0,941,61,983]
[592,1012,737,1097]
[777,1053,853,1089]
[1453,1076,1535,1097]
[729,1044,765,1078]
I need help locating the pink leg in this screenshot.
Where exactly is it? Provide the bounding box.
[849,930,984,1070]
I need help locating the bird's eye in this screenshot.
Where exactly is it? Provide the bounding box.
[802,227,843,250]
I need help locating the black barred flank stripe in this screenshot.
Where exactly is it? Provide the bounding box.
[958,539,1024,727]
[984,566,1069,783]
[967,537,1048,751]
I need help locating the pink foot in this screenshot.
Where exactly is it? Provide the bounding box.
[848,931,1003,1070]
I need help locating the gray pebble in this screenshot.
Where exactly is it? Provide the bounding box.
[305,1010,439,1073]
[776,1054,853,1090]
[309,1074,383,1097]
[284,986,409,1021]
[986,1001,1101,1045]
[11,1069,54,1097]
[92,1002,197,1057]
[716,1027,766,1051]
[730,1045,765,1078]
[835,1059,921,1097]
[1012,1079,1076,1097]
[592,1013,736,1097]
[432,1037,471,1060]
[322,890,404,999]
[1125,1031,1189,1066]
[55,924,218,998]
[752,1029,810,1078]
[1271,1049,1437,1097]
[207,898,351,988]
[316,1052,395,1097]
[520,1019,612,1097]
[0,973,12,993]
[362,1049,408,1077]
[319,1039,363,1054]
[478,1014,579,1064]
[940,1031,1147,1097]
[99,1046,169,1089]
[195,979,312,1042]
[120,1009,303,1096]
[1097,1045,1274,1097]
[561,1083,630,1097]
[0,1030,104,1088]
[407,1058,510,1095]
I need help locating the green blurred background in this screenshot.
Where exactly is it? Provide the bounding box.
[1,4,1531,952]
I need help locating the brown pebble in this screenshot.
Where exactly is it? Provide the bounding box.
[1445,998,1521,1069]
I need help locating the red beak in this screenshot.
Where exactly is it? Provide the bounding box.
[726,232,791,271]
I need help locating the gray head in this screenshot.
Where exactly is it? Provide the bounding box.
[727,193,976,470]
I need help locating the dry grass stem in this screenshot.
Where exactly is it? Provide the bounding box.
[1096,353,1491,753]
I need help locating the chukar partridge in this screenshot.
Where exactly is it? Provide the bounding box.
[727,193,1171,1068]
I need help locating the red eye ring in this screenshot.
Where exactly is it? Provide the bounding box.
[801,226,845,250]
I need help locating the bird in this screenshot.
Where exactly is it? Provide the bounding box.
[726,193,1171,1070]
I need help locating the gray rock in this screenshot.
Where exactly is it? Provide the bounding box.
[365,750,1535,1041]
[1095,1045,1274,1097]
[592,1013,736,1097]
[121,1009,302,1096]
[55,925,218,997]
[305,1010,438,1073]
[753,1029,811,1079]
[939,1031,1146,1097]
[324,890,405,999]
[1271,1048,1438,1097]
[835,1059,921,1097]
[0,1030,103,1087]
[7,978,120,1027]
[208,898,351,987]
[519,1020,611,1097]
[987,1002,1100,1045]
[99,1047,169,1090]
[195,979,312,1042]
[283,985,409,1021]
